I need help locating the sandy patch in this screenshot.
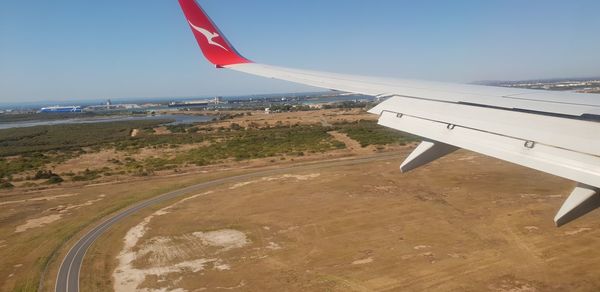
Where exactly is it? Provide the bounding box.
[519,194,539,199]
[373,185,397,192]
[214,261,232,271]
[53,149,121,174]
[328,131,367,153]
[228,181,253,189]
[14,194,105,233]
[177,191,213,204]
[565,227,592,236]
[53,197,105,214]
[153,126,171,135]
[116,258,217,292]
[114,191,232,292]
[352,257,374,265]
[193,230,249,251]
[488,276,538,292]
[401,254,415,260]
[266,242,282,250]
[215,281,246,290]
[413,245,431,250]
[457,156,477,161]
[229,173,321,190]
[15,214,63,233]
[134,234,239,270]
[277,225,300,234]
[524,226,539,232]
[0,193,78,206]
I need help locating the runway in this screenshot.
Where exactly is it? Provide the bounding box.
[54,153,398,292]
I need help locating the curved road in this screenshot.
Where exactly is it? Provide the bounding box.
[54,153,398,292]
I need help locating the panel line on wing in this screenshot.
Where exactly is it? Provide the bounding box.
[371,97,600,157]
[378,109,600,160]
[377,111,600,188]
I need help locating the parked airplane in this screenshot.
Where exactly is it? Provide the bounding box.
[178,0,600,226]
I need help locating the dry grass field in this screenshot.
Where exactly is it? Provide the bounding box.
[0,109,403,291]
[81,151,600,292]
[2,109,600,292]
[0,164,262,292]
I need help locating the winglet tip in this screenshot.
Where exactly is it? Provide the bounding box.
[179,0,251,67]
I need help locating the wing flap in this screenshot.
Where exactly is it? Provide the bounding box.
[376,110,600,188]
[369,96,600,157]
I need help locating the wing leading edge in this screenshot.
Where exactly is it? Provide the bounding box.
[177,0,600,226]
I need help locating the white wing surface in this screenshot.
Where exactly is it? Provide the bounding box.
[178,0,600,226]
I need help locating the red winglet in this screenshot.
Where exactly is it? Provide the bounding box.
[178,0,251,67]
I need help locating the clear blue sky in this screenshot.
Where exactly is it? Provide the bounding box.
[1,0,599,103]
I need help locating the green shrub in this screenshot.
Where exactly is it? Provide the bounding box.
[0,119,170,157]
[72,169,101,181]
[175,125,341,166]
[229,123,242,131]
[335,120,417,147]
[0,120,174,178]
[34,170,56,180]
[47,175,64,184]
[166,124,188,133]
[0,180,14,189]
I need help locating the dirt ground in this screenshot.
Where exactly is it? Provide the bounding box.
[0,162,293,292]
[3,109,600,291]
[0,109,396,292]
[80,150,600,292]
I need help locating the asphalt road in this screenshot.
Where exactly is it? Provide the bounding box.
[54,153,399,292]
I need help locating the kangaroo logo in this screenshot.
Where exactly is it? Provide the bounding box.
[188,21,229,51]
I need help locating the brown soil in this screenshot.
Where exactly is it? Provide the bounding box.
[3,109,598,291]
[82,151,600,292]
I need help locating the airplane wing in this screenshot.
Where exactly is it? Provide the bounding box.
[177,0,600,226]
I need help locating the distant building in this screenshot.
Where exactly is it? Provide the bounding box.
[168,97,221,108]
[85,103,141,111]
[40,106,82,113]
